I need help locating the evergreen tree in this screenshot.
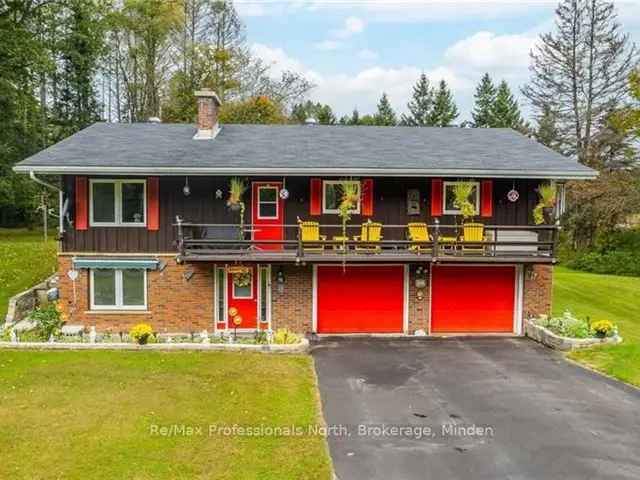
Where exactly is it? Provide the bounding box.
[535,105,562,151]
[52,0,105,140]
[401,73,433,126]
[522,0,639,165]
[472,73,496,127]
[428,80,459,127]
[491,80,525,130]
[290,101,336,124]
[374,93,397,126]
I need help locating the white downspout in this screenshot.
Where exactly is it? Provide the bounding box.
[29,171,65,235]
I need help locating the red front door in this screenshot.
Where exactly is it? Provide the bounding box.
[316,265,405,333]
[252,182,284,250]
[227,265,258,329]
[431,266,516,333]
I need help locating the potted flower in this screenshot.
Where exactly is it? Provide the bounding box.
[337,180,359,253]
[533,183,557,225]
[227,177,247,239]
[452,181,476,223]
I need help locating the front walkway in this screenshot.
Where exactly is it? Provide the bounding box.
[312,337,640,480]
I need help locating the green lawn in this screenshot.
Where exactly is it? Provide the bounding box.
[0,228,57,319]
[553,266,640,387]
[0,350,332,480]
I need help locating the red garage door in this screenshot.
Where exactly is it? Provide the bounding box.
[316,265,405,333]
[431,266,516,334]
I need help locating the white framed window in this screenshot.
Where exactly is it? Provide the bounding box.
[257,186,279,219]
[90,179,146,227]
[322,180,361,214]
[232,270,253,299]
[90,269,147,310]
[443,181,480,215]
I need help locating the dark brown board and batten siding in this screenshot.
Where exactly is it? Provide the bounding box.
[62,176,541,253]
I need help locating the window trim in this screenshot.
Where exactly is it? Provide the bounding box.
[256,185,279,220]
[442,181,480,215]
[232,270,254,299]
[89,179,147,227]
[322,180,361,215]
[89,268,148,311]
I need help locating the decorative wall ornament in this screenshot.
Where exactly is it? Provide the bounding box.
[215,189,223,199]
[279,188,289,200]
[507,189,520,203]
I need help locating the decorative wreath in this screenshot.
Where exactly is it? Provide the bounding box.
[233,271,251,288]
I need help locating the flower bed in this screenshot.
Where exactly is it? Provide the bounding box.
[525,311,622,351]
[1,318,307,353]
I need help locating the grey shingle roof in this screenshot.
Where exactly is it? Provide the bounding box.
[14,122,596,179]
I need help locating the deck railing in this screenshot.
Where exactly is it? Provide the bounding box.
[174,216,560,263]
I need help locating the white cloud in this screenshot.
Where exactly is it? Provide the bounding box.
[357,48,379,60]
[332,16,366,38]
[445,31,537,73]
[314,40,343,51]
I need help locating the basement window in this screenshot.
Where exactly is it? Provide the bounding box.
[90,179,146,227]
[90,269,147,310]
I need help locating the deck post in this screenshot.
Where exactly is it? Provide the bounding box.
[296,221,304,262]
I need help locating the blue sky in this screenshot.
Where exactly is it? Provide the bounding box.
[236,0,640,121]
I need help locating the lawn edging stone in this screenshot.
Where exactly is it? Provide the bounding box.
[0,338,309,354]
[525,319,622,351]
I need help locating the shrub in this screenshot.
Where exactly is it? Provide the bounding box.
[567,251,640,276]
[536,311,590,339]
[30,302,65,340]
[591,320,615,338]
[273,328,299,345]
[129,323,154,345]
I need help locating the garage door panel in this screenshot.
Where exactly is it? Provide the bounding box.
[431,266,515,333]
[317,266,404,334]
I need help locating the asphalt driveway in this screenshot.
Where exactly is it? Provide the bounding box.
[312,338,640,480]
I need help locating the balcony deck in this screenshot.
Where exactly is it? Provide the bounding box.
[175,220,559,264]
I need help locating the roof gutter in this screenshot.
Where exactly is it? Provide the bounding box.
[15,165,599,181]
[28,171,66,235]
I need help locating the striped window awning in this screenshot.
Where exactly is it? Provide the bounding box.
[72,257,160,270]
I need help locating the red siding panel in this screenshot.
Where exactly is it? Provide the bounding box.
[480,180,493,218]
[361,178,374,216]
[431,266,515,333]
[310,178,322,215]
[317,265,404,333]
[147,177,160,231]
[431,178,443,217]
[75,176,88,231]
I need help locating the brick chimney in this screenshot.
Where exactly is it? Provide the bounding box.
[193,89,222,140]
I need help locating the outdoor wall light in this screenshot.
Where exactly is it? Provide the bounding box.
[276,267,286,294]
[183,176,191,196]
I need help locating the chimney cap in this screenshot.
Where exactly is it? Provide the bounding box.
[194,89,222,105]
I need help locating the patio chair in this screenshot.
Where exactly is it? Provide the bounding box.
[461,222,487,255]
[354,221,383,252]
[407,222,432,253]
[298,219,326,253]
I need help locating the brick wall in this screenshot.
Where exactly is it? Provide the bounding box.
[523,264,553,319]
[57,256,553,335]
[408,263,430,333]
[270,265,313,333]
[57,255,214,333]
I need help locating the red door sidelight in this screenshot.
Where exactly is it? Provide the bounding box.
[227,265,258,330]
[431,266,516,333]
[252,182,284,250]
[316,265,405,333]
